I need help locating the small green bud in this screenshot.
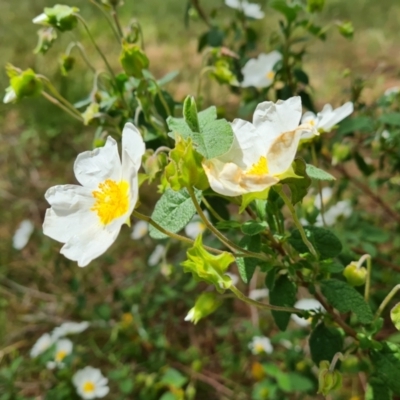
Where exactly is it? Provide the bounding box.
[332,142,352,166]
[211,61,239,86]
[184,292,222,324]
[307,0,325,13]
[183,96,200,132]
[10,69,43,100]
[34,28,57,54]
[33,5,80,32]
[143,150,168,183]
[164,137,209,191]
[181,235,235,292]
[81,103,100,126]
[185,383,196,400]
[318,361,343,396]
[337,21,354,39]
[343,262,367,287]
[59,54,75,76]
[390,302,400,330]
[119,41,149,78]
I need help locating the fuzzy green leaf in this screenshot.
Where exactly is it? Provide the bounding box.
[236,235,261,283]
[309,323,343,365]
[269,275,297,331]
[306,164,336,181]
[280,158,311,205]
[289,226,342,260]
[149,188,202,239]
[366,376,393,400]
[241,221,268,236]
[320,279,373,324]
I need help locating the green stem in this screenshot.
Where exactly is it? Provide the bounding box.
[329,352,345,372]
[375,284,400,320]
[201,196,224,222]
[358,254,372,301]
[41,92,83,122]
[89,0,121,42]
[187,187,269,260]
[277,186,319,259]
[196,66,214,102]
[230,285,303,313]
[111,5,124,38]
[311,144,327,227]
[151,79,172,116]
[66,42,97,73]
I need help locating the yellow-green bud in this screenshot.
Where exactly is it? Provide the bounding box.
[59,54,75,76]
[211,61,239,86]
[184,292,222,324]
[332,142,352,166]
[10,69,43,100]
[318,361,343,396]
[34,28,57,54]
[307,0,325,13]
[33,5,79,32]
[81,103,100,126]
[119,41,149,78]
[343,262,367,287]
[143,150,168,183]
[337,21,354,39]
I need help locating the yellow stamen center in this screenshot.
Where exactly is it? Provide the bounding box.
[246,156,269,176]
[309,119,315,126]
[91,179,130,225]
[55,350,67,362]
[83,381,95,393]
[254,343,265,354]
[266,70,275,80]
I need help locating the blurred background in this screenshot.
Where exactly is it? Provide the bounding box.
[1,0,400,399]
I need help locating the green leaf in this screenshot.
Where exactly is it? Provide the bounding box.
[191,106,234,159]
[280,158,311,205]
[370,342,400,395]
[269,275,297,331]
[354,151,375,176]
[167,117,193,139]
[309,323,343,365]
[270,0,302,21]
[288,226,342,260]
[306,164,336,181]
[149,188,202,239]
[293,69,309,85]
[241,221,268,236]
[391,303,400,330]
[160,368,188,389]
[320,279,373,324]
[236,235,261,283]
[183,96,200,132]
[379,113,400,126]
[366,376,393,400]
[337,116,374,136]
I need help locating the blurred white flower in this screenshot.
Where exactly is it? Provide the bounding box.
[185,212,208,240]
[316,200,352,227]
[314,187,333,210]
[73,366,109,399]
[384,86,400,96]
[43,123,145,267]
[225,272,239,286]
[47,338,73,369]
[202,97,312,196]
[291,298,324,327]
[13,219,34,250]
[381,130,390,139]
[30,333,54,358]
[225,0,264,19]
[148,244,165,266]
[249,336,273,355]
[3,87,17,104]
[301,102,354,139]
[52,321,90,340]
[131,220,148,240]
[241,51,282,88]
[249,288,269,300]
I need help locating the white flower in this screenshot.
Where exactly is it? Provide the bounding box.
[3,87,17,104]
[47,338,73,369]
[202,97,312,196]
[384,86,400,96]
[73,366,109,399]
[13,219,34,250]
[52,321,90,340]
[314,187,333,210]
[30,333,54,358]
[131,220,148,240]
[43,123,145,267]
[225,0,264,19]
[291,298,324,327]
[301,102,354,139]
[249,288,269,300]
[148,244,165,266]
[381,129,390,139]
[241,51,282,88]
[184,211,209,239]
[249,336,273,355]
[316,200,352,227]
[32,13,49,25]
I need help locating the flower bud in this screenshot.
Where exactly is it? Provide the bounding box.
[33,5,80,32]
[59,54,75,76]
[318,361,343,396]
[9,68,43,100]
[337,21,354,39]
[142,150,168,183]
[332,142,352,166]
[307,0,325,13]
[119,41,149,78]
[343,262,367,287]
[81,103,100,126]
[34,28,57,54]
[184,292,222,324]
[211,61,239,86]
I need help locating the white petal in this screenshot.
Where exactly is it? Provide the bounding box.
[241,52,281,88]
[185,221,205,240]
[314,187,333,209]
[385,86,400,96]
[43,185,97,244]
[318,102,354,132]
[95,386,110,398]
[184,308,195,322]
[3,88,16,104]
[60,223,121,267]
[148,244,165,266]
[13,219,34,250]
[225,0,241,9]
[30,333,53,358]
[131,220,149,240]
[52,321,89,340]
[74,136,121,189]
[249,288,269,300]
[291,298,324,327]
[225,272,239,286]
[242,2,264,19]
[32,13,48,24]
[121,122,145,173]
